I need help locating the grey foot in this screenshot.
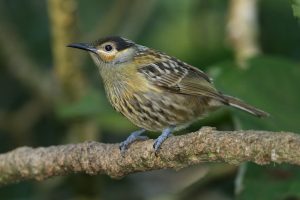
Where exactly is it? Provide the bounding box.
[153,126,175,154]
[119,129,147,156]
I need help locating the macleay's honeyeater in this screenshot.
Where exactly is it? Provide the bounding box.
[68,36,269,155]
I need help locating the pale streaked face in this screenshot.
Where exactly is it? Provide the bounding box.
[92,41,137,66]
[68,36,144,68]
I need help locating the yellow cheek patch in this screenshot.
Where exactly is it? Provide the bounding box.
[99,53,116,62]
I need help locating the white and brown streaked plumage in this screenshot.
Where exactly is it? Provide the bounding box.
[68,36,269,154]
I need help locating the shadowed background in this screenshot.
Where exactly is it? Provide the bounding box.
[0,0,300,199]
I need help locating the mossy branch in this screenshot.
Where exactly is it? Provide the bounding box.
[1,127,300,186]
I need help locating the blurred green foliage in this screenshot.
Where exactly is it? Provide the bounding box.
[238,164,300,200]
[212,56,300,133]
[291,0,300,19]
[212,57,300,200]
[0,0,300,199]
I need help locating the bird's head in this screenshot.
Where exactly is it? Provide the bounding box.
[67,36,145,68]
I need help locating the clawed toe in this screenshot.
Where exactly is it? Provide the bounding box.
[153,126,175,154]
[119,142,127,157]
[120,127,175,156]
[153,139,161,154]
[119,129,147,156]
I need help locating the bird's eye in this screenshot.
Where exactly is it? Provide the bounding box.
[104,44,113,52]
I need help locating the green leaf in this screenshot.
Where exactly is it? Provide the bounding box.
[56,90,108,118]
[211,56,300,132]
[291,0,300,19]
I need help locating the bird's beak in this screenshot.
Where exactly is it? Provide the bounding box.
[67,43,98,54]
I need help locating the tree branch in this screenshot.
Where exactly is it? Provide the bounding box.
[227,0,261,68]
[1,127,299,186]
[47,0,87,100]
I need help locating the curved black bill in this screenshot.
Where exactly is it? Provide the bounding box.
[67,43,98,54]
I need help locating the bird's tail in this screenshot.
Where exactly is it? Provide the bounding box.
[223,95,269,118]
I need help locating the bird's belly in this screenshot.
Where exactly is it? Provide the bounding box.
[113,92,212,132]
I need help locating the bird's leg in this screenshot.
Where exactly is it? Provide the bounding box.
[119,129,148,155]
[153,126,175,153]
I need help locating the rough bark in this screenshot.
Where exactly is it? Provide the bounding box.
[0,127,299,186]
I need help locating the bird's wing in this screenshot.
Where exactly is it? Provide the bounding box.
[137,53,226,103]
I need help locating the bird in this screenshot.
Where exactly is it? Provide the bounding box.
[67,36,269,155]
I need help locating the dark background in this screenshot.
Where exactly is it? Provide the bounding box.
[0,0,300,199]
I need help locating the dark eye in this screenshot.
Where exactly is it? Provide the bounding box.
[104,44,113,52]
